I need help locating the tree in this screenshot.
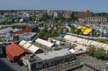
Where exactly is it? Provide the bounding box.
[93,48,105,59]
[31,16,36,21]
[32,26,39,32]
[95,39,107,43]
[104,50,108,60]
[70,13,78,21]
[87,47,96,56]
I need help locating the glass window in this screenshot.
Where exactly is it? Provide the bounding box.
[36,62,43,70]
[0,48,3,54]
[31,63,36,70]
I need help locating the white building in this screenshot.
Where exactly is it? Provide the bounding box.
[19,40,43,54]
[0,27,14,42]
[35,38,54,48]
[64,35,108,50]
[81,16,108,22]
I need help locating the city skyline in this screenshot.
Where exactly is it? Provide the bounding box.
[0,0,108,12]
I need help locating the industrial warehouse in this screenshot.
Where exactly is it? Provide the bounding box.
[4,36,88,71]
[22,49,79,71]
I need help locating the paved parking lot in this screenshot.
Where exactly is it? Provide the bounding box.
[77,55,108,69]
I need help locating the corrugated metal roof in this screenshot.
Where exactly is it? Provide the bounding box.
[64,35,108,50]
[19,40,40,53]
[35,38,54,48]
[23,42,32,49]
[28,45,40,53]
[19,40,27,46]
[6,43,25,58]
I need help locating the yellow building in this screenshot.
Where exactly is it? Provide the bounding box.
[78,26,92,35]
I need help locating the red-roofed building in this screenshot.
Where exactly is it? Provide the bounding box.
[6,43,27,62]
[14,26,32,34]
[22,26,32,32]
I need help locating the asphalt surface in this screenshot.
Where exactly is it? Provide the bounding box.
[77,55,108,69]
[0,58,26,71]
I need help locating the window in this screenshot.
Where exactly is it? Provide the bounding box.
[31,63,36,70]
[0,48,3,54]
[44,62,49,68]
[36,62,43,70]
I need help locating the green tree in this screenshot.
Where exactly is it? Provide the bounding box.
[93,48,105,59]
[87,47,96,56]
[37,28,59,40]
[95,39,107,43]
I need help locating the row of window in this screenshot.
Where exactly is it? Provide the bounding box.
[31,54,76,70]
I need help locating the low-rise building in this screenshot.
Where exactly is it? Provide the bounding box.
[18,32,36,41]
[6,43,26,62]
[81,16,108,22]
[64,34,108,51]
[22,48,80,71]
[77,10,93,18]
[0,27,14,42]
[19,40,43,54]
[14,26,32,34]
[0,15,5,23]
[48,38,65,45]
[35,38,54,48]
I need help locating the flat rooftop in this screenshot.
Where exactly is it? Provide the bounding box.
[36,48,70,61]
[24,48,73,62]
[34,42,73,52]
[19,32,36,38]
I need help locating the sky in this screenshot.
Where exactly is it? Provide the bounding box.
[0,0,108,12]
